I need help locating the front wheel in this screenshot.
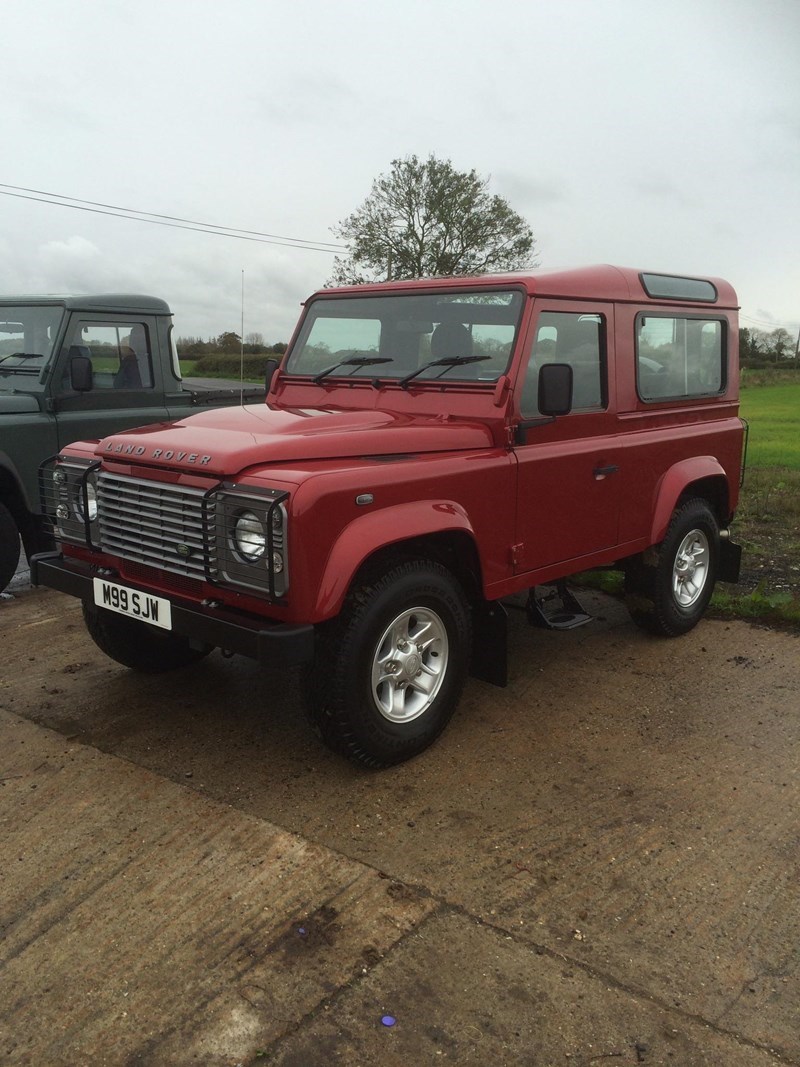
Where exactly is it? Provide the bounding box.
[82,602,213,672]
[307,559,472,768]
[625,498,719,637]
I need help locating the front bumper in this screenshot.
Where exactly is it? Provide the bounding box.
[31,552,315,667]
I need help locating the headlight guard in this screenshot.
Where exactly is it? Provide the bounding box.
[215,484,289,598]
[39,456,101,548]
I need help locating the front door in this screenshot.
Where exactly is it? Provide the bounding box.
[513,301,620,575]
[52,314,169,448]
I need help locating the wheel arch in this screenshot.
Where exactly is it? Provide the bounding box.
[0,461,50,557]
[0,463,32,546]
[650,459,730,545]
[0,463,27,523]
[313,501,484,620]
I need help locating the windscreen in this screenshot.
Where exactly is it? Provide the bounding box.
[285,289,524,384]
[0,305,64,385]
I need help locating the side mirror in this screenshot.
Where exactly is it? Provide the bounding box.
[69,350,94,392]
[264,357,281,393]
[538,363,573,417]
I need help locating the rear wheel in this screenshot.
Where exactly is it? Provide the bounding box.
[307,559,471,767]
[0,503,21,592]
[625,498,719,636]
[82,602,213,672]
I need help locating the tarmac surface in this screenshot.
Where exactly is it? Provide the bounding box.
[1,583,798,1066]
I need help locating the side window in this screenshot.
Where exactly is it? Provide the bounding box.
[637,316,724,400]
[61,321,154,392]
[521,312,605,416]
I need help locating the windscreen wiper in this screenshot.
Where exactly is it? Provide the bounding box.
[0,352,44,366]
[398,355,490,390]
[312,356,394,384]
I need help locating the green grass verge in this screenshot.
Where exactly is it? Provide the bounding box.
[724,466,799,623]
[732,381,800,624]
[710,585,800,627]
[739,382,800,469]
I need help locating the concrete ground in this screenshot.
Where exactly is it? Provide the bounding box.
[0,584,798,1066]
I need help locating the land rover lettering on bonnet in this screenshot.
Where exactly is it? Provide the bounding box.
[102,442,214,464]
[34,266,744,767]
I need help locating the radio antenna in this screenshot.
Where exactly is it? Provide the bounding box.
[240,269,245,406]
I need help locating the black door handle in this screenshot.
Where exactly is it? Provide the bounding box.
[593,464,619,478]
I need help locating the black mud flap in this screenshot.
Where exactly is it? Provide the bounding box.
[470,601,508,688]
[718,538,742,583]
[527,581,593,631]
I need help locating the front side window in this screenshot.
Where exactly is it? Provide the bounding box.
[286,290,524,384]
[636,316,724,400]
[61,321,154,391]
[520,312,605,416]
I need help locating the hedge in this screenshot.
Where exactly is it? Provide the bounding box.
[191,353,277,378]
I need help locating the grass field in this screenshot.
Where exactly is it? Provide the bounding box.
[726,380,799,623]
[738,382,800,469]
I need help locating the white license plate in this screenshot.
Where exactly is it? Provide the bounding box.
[93,578,172,630]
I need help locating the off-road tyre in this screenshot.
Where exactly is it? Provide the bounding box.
[82,602,213,673]
[0,503,21,593]
[625,498,719,637]
[306,559,472,768]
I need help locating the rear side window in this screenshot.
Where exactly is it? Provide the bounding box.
[637,315,724,401]
[521,312,606,416]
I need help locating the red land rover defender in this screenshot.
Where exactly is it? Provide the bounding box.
[34,266,744,766]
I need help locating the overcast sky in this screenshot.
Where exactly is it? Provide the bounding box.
[2,0,798,343]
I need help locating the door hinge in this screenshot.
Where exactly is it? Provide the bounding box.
[510,543,523,566]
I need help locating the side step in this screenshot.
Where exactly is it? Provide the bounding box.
[526,581,593,631]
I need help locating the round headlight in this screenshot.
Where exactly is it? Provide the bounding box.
[272,551,284,574]
[234,511,266,561]
[75,482,98,522]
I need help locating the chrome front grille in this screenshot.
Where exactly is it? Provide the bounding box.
[97,473,215,580]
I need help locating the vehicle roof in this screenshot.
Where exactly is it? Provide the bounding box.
[313,265,738,309]
[0,294,172,314]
